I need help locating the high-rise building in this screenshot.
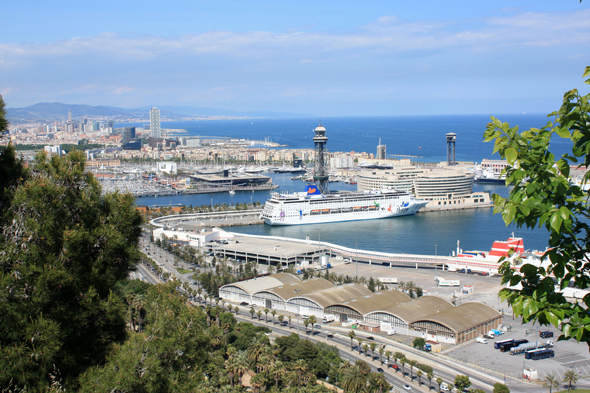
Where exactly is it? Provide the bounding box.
[376,138,386,160]
[122,127,136,143]
[150,107,161,138]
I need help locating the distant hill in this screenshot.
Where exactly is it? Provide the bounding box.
[7,102,306,123]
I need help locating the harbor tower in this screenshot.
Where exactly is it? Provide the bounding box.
[313,121,329,194]
[446,132,457,166]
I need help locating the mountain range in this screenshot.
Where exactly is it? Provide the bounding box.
[6,102,306,123]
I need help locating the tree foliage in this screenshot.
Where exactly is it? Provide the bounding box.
[0,151,143,391]
[484,66,590,346]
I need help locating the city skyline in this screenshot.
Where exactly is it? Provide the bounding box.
[1,1,589,116]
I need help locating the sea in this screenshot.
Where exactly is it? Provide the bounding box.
[124,114,570,258]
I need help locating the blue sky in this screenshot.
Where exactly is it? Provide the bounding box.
[1,1,589,116]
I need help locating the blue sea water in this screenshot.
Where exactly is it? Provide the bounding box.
[129,114,565,257]
[120,113,569,164]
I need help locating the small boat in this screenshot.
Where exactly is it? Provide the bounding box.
[229,190,236,195]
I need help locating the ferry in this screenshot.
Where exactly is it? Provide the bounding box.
[261,185,427,226]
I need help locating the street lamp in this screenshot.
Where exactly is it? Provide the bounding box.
[435,244,438,273]
[294,288,302,337]
[355,242,358,280]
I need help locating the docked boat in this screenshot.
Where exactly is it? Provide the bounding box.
[261,184,427,226]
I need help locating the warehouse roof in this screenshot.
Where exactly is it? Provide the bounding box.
[378,296,455,324]
[221,273,300,295]
[259,278,334,300]
[296,284,372,309]
[416,302,501,333]
[340,289,412,316]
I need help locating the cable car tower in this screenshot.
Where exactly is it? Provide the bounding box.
[313,121,329,194]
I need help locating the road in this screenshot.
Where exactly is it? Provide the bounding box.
[137,234,542,393]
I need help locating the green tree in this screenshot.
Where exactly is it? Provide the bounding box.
[368,276,376,292]
[308,315,317,334]
[493,383,510,393]
[427,372,434,390]
[436,377,444,393]
[369,342,377,361]
[408,360,417,381]
[543,374,560,393]
[484,66,590,346]
[348,330,357,350]
[454,375,471,391]
[0,151,142,391]
[413,337,426,349]
[562,369,579,392]
[77,282,210,392]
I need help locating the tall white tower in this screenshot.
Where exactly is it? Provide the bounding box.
[150,107,161,138]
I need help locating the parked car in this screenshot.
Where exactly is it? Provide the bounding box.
[403,384,411,390]
[391,364,399,370]
[377,368,384,373]
[240,302,249,306]
[366,336,374,340]
[540,331,554,338]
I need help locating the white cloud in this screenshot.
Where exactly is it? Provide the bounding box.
[0,8,588,65]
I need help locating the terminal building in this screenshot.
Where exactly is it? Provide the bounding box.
[220,273,503,345]
[357,166,491,211]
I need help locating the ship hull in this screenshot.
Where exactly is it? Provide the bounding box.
[261,189,427,226]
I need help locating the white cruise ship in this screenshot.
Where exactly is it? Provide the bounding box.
[261,185,427,226]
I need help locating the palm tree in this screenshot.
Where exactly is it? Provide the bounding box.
[308,315,317,334]
[416,370,423,386]
[378,345,385,364]
[348,330,357,350]
[436,377,444,393]
[340,365,368,393]
[197,288,202,302]
[288,315,292,328]
[293,359,309,388]
[394,352,404,368]
[250,307,255,319]
[234,306,239,315]
[256,310,262,321]
[543,374,560,393]
[263,307,269,322]
[362,344,370,358]
[225,356,239,388]
[400,358,407,378]
[356,338,364,354]
[427,372,434,390]
[303,318,310,334]
[563,370,579,392]
[369,342,377,361]
[278,314,284,326]
[227,304,233,313]
[270,360,286,390]
[271,310,277,324]
[408,360,417,381]
[385,350,392,367]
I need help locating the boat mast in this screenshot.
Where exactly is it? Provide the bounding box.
[313,121,329,194]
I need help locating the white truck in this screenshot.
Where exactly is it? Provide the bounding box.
[476,337,488,344]
[436,277,460,287]
[323,314,336,323]
[378,277,398,284]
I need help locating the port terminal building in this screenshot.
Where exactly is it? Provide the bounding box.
[357,166,491,211]
[220,273,502,345]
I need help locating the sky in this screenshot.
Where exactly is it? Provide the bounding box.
[1,0,589,116]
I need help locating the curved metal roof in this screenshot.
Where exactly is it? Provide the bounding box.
[258,278,334,301]
[339,289,412,316]
[295,283,372,309]
[375,295,455,324]
[220,273,300,295]
[413,302,501,333]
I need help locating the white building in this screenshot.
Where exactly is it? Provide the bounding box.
[150,107,161,138]
[157,161,177,175]
[330,155,354,169]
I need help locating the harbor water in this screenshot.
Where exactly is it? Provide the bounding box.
[138,173,550,258]
[131,114,561,257]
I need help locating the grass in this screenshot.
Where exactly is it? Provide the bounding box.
[176,268,193,274]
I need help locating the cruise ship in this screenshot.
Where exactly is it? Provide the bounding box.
[261,185,427,226]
